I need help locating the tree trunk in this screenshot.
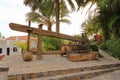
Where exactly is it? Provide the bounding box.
[55,0,60,33]
[47,22,52,31]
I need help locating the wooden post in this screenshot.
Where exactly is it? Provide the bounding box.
[37,24,43,60]
[27,20,31,52]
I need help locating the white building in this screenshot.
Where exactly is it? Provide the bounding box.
[0,38,7,55]
[0,36,37,56]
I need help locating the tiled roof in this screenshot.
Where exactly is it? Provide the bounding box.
[6,36,37,40]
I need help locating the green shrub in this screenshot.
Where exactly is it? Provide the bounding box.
[106,39,120,60]
[99,42,107,50]
[90,44,99,51]
[42,36,63,51]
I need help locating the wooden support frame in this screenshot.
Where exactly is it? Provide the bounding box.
[9,23,82,42]
[9,23,83,60]
[37,24,43,60]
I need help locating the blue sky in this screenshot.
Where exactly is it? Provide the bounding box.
[0,0,95,38]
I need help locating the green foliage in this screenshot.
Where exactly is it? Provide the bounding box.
[73,34,81,38]
[108,16,120,30]
[108,15,120,38]
[30,34,63,51]
[106,39,120,59]
[42,36,63,51]
[82,0,120,40]
[25,0,71,32]
[90,44,99,51]
[97,0,120,40]
[106,39,120,60]
[82,14,102,37]
[99,42,107,50]
[92,39,120,60]
[14,41,27,52]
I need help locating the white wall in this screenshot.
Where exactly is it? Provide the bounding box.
[0,40,7,55]
[6,40,22,55]
[30,40,37,49]
[0,39,37,55]
[0,40,22,55]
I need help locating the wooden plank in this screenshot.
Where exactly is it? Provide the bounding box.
[9,23,82,42]
[68,52,99,62]
[31,50,65,55]
[42,50,65,55]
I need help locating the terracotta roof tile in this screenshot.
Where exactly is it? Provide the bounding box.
[6,36,37,40]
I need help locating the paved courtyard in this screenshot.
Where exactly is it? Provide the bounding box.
[0,50,120,80]
[86,70,120,80]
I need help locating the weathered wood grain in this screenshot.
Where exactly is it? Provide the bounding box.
[9,23,82,42]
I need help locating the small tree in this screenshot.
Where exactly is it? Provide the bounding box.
[14,41,27,52]
[42,36,63,51]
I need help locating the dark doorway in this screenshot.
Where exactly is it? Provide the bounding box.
[0,48,2,54]
[7,48,10,56]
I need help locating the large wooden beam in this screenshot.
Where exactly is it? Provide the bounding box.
[9,23,82,42]
[9,23,38,34]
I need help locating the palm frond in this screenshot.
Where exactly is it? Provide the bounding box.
[67,0,76,11]
[60,0,70,18]
[26,12,44,23]
[60,19,71,25]
[108,15,120,30]
[24,0,43,11]
[85,0,96,16]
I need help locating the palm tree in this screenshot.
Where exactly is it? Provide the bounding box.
[24,0,94,32]
[54,0,96,33]
[25,0,70,31]
[55,0,60,33]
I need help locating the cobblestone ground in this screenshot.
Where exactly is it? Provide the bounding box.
[86,70,120,80]
[0,71,8,80]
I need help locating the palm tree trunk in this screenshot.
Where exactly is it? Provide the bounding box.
[47,22,52,31]
[55,0,60,33]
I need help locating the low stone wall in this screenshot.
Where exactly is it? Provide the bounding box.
[0,65,9,80]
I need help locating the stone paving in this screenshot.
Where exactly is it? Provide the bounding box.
[0,51,120,80]
[0,71,8,80]
[86,70,120,80]
[2,54,120,75]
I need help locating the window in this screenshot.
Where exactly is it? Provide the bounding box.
[13,47,17,52]
[0,48,2,54]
